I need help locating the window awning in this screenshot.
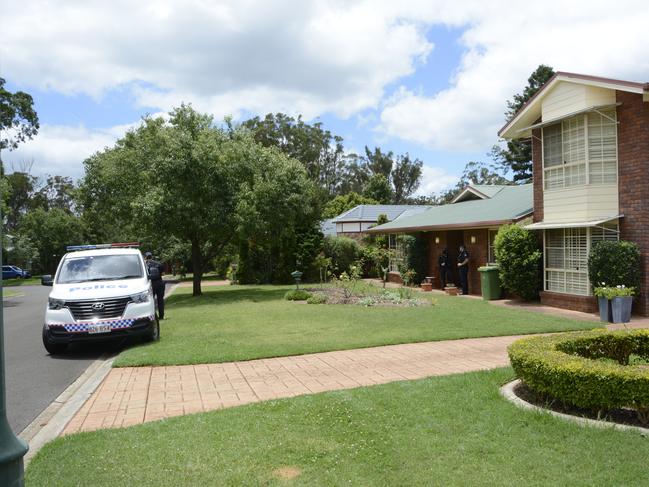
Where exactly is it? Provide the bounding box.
[517,103,620,133]
[524,215,622,230]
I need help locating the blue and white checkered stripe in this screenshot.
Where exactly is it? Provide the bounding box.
[52,316,155,333]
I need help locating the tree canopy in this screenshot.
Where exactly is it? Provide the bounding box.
[0,78,39,152]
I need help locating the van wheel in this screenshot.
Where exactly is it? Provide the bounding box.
[143,317,160,343]
[42,328,68,355]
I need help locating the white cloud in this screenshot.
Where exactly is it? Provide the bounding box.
[378,0,649,151]
[1,123,135,179]
[415,164,457,196]
[1,0,432,120]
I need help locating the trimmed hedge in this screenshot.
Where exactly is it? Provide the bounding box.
[306,293,327,304]
[284,290,312,301]
[508,330,649,415]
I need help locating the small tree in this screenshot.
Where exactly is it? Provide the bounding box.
[494,224,541,300]
[588,241,640,292]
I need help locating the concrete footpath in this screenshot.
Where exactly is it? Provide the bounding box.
[63,334,525,434]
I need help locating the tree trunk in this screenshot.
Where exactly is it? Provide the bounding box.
[191,239,203,296]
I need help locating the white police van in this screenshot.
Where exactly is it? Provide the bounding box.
[41,243,160,354]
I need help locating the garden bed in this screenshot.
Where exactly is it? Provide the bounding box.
[513,380,649,430]
[304,285,431,307]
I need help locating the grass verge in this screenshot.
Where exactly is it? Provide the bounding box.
[114,284,599,367]
[3,277,41,287]
[26,368,649,486]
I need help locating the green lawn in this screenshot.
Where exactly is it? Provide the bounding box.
[114,284,599,367]
[26,368,648,486]
[3,276,41,287]
[2,289,22,299]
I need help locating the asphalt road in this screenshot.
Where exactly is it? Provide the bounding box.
[3,285,126,434]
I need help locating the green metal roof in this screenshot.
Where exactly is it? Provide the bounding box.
[367,184,533,233]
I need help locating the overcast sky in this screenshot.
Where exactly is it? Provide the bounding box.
[2,0,649,196]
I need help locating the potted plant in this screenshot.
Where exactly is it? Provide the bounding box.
[594,284,635,323]
[610,285,635,324]
[593,283,613,323]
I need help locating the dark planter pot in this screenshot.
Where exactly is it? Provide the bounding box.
[598,297,612,323]
[611,296,633,324]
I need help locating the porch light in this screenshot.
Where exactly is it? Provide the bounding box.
[435,237,440,244]
[470,235,476,244]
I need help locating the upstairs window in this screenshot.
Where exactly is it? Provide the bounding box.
[542,110,617,190]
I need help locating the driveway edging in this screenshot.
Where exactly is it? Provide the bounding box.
[20,354,115,464]
[500,379,649,436]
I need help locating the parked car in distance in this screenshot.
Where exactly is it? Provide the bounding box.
[2,265,32,279]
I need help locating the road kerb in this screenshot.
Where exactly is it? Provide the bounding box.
[20,354,115,464]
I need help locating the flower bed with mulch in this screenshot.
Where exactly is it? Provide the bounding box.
[304,286,432,307]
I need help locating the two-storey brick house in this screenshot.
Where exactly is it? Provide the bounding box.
[500,72,649,314]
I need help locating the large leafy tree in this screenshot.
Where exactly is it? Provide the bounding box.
[20,208,84,273]
[497,65,555,183]
[0,78,39,152]
[4,170,40,231]
[242,113,346,198]
[235,143,322,283]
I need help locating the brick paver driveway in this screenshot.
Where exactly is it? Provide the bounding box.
[64,334,527,434]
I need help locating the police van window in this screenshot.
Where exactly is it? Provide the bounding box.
[57,255,143,284]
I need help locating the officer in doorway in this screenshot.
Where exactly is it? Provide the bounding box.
[145,252,165,320]
[457,245,470,295]
[438,248,451,288]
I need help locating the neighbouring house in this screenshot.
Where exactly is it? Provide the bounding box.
[320,218,337,237]
[500,71,649,314]
[332,204,431,240]
[366,184,533,294]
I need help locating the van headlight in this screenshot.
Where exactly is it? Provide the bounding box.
[48,298,65,310]
[130,291,151,303]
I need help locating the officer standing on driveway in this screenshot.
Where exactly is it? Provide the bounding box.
[145,252,165,320]
[438,248,451,289]
[457,245,470,295]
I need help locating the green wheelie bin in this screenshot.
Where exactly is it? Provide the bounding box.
[478,265,502,300]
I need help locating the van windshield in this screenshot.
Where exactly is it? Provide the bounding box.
[57,255,143,284]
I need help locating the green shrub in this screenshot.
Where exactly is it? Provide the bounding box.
[494,224,541,300]
[323,236,359,274]
[401,233,428,286]
[306,293,327,304]
[508,330,649,419]
[588,241,640,292]
[284,290,312,301]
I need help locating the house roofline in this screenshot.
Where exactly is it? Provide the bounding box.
[498,71,649,138]
[364,210,533,235]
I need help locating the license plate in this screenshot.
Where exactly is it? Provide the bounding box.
[87,324,112,334]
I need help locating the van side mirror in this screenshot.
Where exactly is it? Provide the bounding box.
[41,275,54,286]
[147,267,160,280]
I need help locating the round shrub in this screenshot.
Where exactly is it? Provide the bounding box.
[323,236,359,274]
[306,293,327,304]
[494,224,541,300]
[284,289,312,301]
[508,330,649,417]
[588,240,640,291]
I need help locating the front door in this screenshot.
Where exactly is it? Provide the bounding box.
[445,230,464,287]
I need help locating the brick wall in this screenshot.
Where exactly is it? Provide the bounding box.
[531,128,544,223]
[617,90,649,315]
[540,291,598,313]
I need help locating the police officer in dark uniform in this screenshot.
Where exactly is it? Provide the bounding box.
[145,252,165,320]
[438,248,451,288]
[457,245,470,295]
